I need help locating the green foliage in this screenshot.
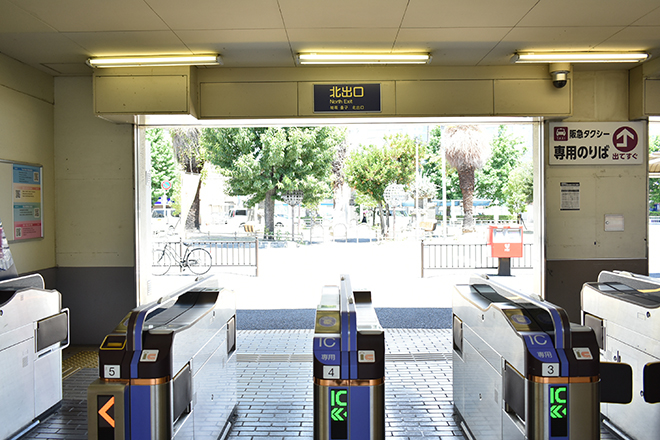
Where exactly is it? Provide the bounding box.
[475,125,525,204]
[648,135,660,206]
[422,126,462,200]
[504,162,533,216]
[345,134,422,205]
[650,178,660,205]
[148,128,180,207]
[201,126,342,208]
[650,134,660,152]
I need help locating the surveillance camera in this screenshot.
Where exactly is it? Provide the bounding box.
[551,70,568,88]
[548,63,570,89]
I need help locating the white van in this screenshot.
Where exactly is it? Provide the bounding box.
[151,208,181,234]
[225,209,250,228]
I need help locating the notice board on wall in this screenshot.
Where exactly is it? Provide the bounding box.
[0,160,43,241]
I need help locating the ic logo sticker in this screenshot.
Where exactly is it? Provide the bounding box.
[572,347,593,360]
[140,349,159,362]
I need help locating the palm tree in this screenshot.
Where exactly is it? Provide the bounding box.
[443,125,490,232]
[170,128,204,231]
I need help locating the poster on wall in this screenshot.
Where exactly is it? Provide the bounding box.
[549,121,645,165]
[12,164,43,240]
[560,182,580,211]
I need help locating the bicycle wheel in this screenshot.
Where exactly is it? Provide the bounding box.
[152,248,173,275]
[186,248,212,275]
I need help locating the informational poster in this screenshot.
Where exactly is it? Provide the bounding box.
[549,121,645,165]
[560,182,580,211]
[12,164,43,240]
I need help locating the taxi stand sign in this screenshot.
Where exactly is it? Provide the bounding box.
[549,121,645,166]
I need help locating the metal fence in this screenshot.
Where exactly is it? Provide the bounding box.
[153,239,259,276]
[421,241,534,277]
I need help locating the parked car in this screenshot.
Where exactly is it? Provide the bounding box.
[151,208,181,235]
[226,209,250,228]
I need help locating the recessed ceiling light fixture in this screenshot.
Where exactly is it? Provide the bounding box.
[86,54,222,68]
[511,52,649,64]
[297,53,431,65]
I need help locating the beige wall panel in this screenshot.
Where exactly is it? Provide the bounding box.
[629,65,644,120]
[298,81,395,117]
[594,173,647,259]
[55,77,134,267]
[55,178,134,267]
[569,71,628,122]
[545,175,597,259]
[646,79,660,115]
[197,65,552,84]
[94,75,189,114]
[395,80,493,116]
[494,79,571,116]
[545,168,646,260]
[0,76,55,273]
[200,82,298,118]
[0,53,53,103]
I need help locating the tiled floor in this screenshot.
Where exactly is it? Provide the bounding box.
[19,329,619,440]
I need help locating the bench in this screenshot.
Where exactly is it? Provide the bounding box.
[420,221,437,236]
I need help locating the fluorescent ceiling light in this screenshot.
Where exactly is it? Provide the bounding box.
[297,53,431,65]
[512,52,649,63]
[87,55,222,68]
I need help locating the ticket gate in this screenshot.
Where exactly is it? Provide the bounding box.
[582,271,660,440]
[453,275,603,440]
[0,273,70,440]
[313,275,385,440]
[87,275,237,440]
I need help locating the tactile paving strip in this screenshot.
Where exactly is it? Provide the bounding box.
[62,350,98,380]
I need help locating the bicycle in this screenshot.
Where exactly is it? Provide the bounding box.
[152,241,212,276]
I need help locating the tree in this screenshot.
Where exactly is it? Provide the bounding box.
[148,128,179,207]
[201,126,341,237]
[171,128,205,231]
[345,134,421,235]
[649,135,660,206]
[422,126,462,220]
[504,162,533,222]
[475,125,525,205]
[443,125,490,232]
[651,134,660,152]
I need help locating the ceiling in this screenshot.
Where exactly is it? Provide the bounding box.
[1,0,659,76]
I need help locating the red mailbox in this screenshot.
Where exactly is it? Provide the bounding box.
[487,225,523,258]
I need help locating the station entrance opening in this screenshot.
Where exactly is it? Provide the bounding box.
[137,117,541,310]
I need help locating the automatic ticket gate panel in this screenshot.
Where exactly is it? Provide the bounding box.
[0,273,69,440]
[582,271,660,440]
[87,275,237,440]
[313,275,385,440]
[453,275,600,440]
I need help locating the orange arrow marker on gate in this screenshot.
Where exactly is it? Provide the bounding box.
[99,396,115,428]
